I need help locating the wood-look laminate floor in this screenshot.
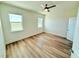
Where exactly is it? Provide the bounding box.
[6,32,72,58]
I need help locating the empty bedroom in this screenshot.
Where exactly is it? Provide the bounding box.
[0,1,79,58]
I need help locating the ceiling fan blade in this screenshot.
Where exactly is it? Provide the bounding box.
[48,5,56,9]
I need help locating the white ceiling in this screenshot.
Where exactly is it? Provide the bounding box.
[1,1,79,14]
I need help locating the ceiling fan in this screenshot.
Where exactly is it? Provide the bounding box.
[42,4,56,12]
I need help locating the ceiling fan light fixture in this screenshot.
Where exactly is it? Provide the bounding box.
[44,9,48,12]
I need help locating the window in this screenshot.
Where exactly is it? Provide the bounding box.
[9,14,23,32]
[38,17,43,28]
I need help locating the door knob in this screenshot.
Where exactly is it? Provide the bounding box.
[70,49,74,53]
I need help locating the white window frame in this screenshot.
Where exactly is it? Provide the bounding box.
[38,17,43,28]
[8,13,23,32]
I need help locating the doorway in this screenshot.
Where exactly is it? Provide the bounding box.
[0,19,5,57]
[67,17,76,41]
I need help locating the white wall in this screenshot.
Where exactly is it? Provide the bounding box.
[0,3,45,44]
[0,19,5,58]
[45,2,78,37]
[45,11,68,37]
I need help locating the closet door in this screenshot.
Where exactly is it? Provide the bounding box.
[0,19,5,58]
[71,8,79,58]
[67,17,76,41]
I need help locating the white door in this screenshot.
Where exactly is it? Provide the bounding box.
[71,8,79,58]
[67,17,76,41]
[0,19,5,58]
